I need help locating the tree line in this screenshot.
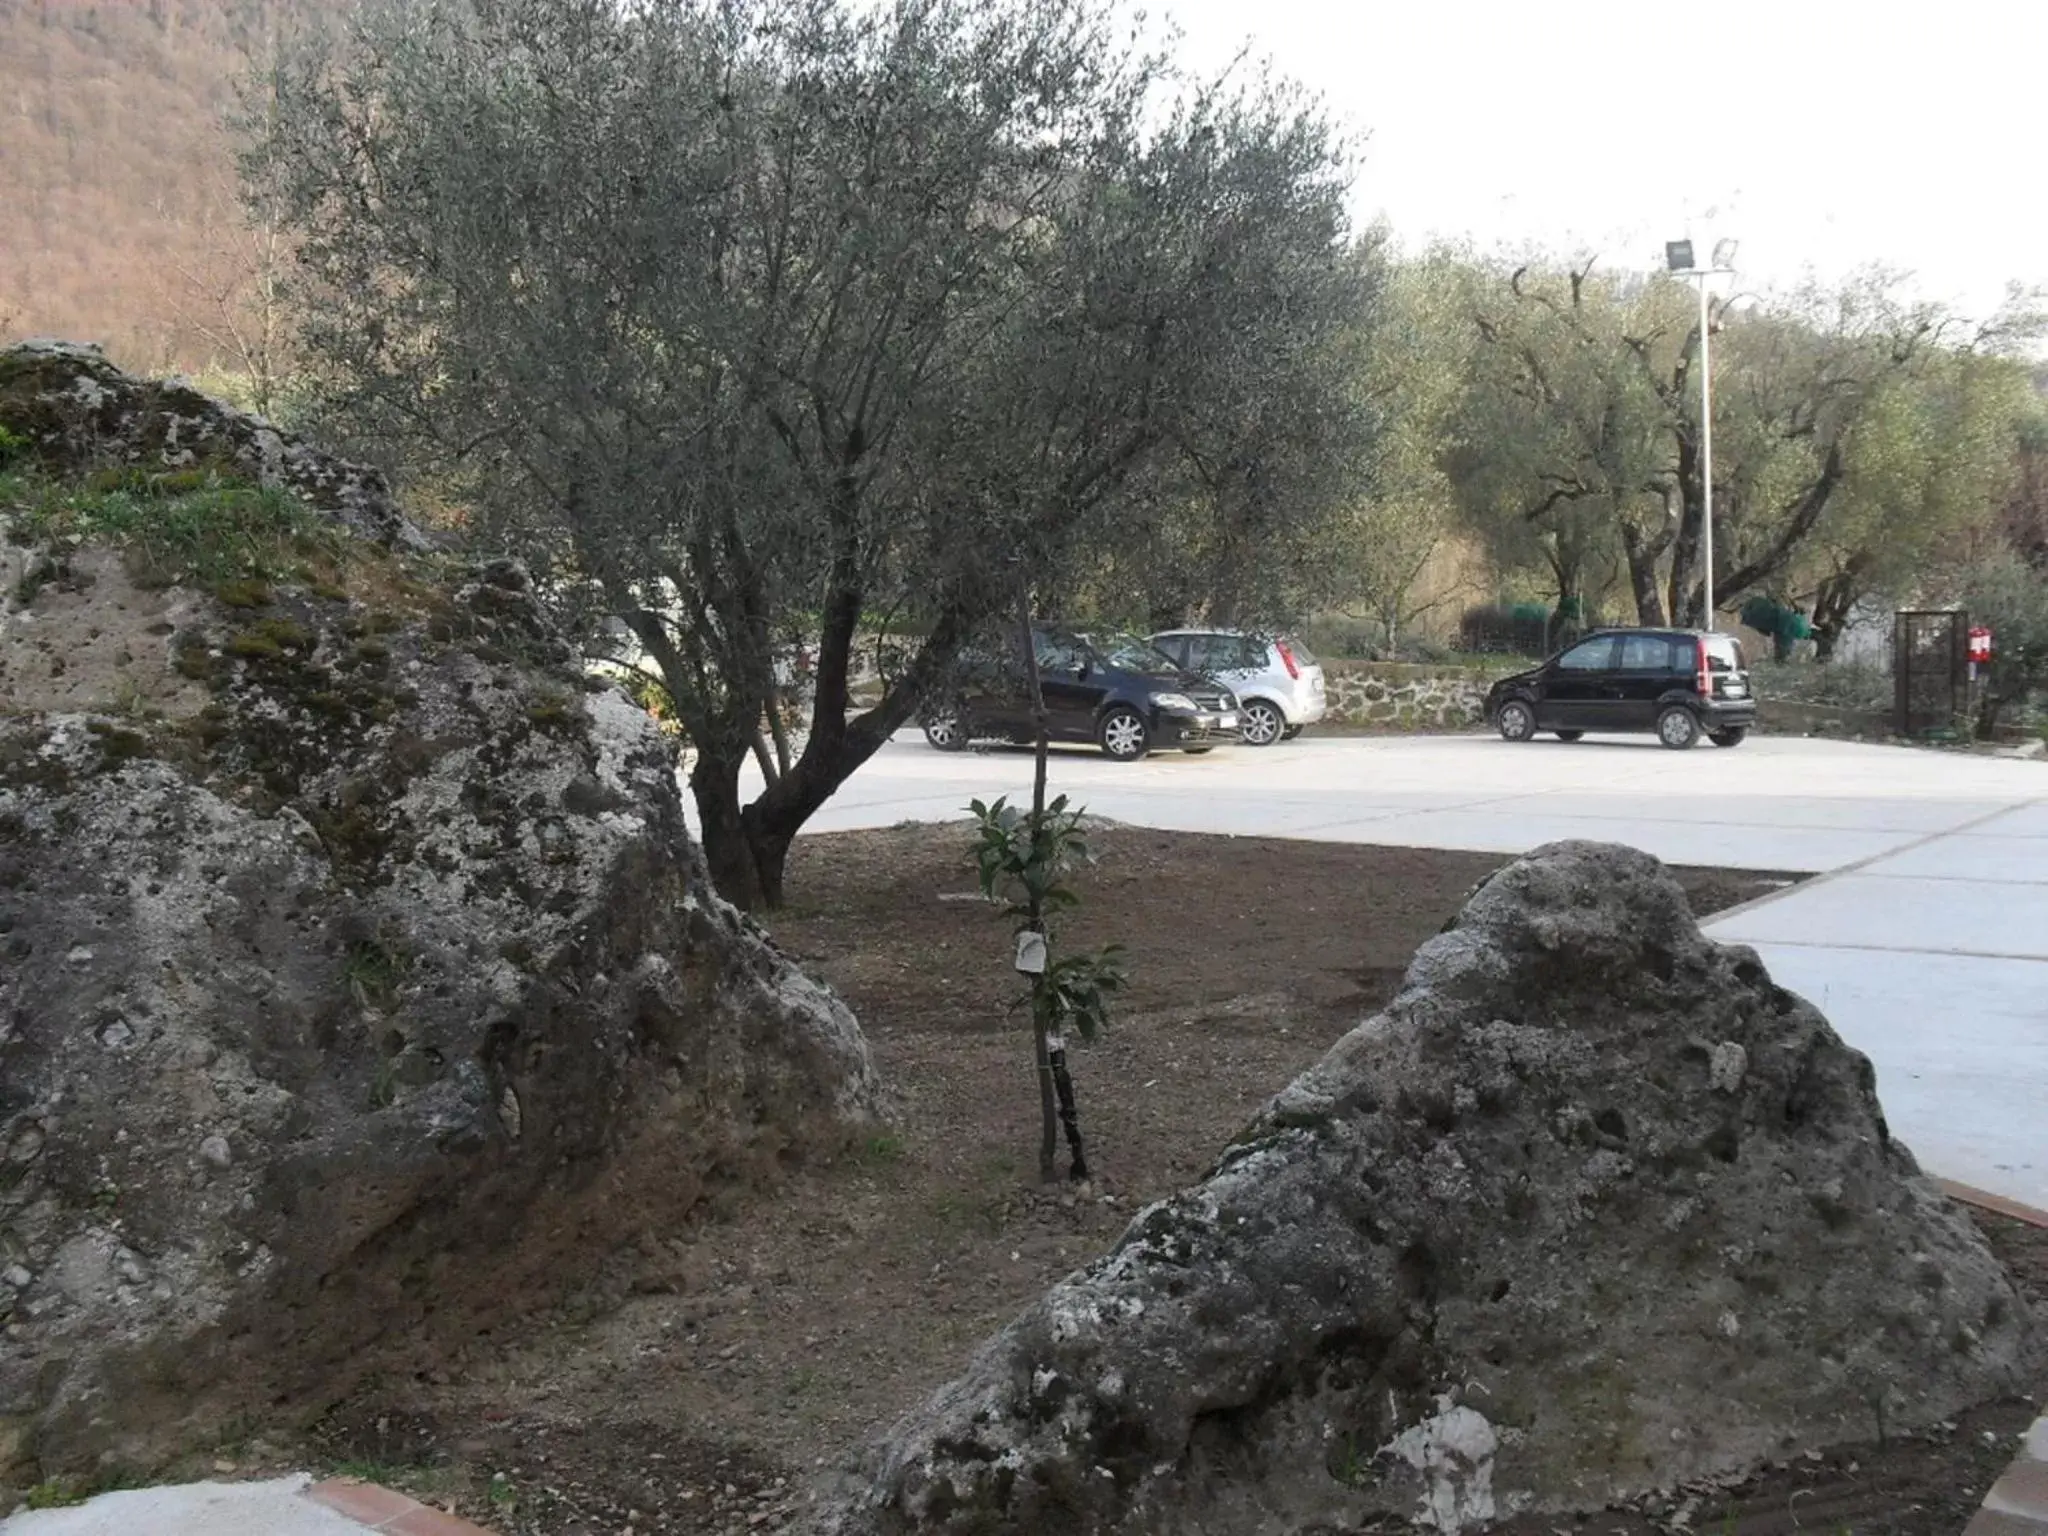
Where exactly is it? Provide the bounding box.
[1399,251,2044,660]
[235,0,2047,907]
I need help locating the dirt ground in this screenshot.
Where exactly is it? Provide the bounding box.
[268,825,2042,1536]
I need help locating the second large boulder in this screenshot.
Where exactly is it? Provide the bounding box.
[810,842,2035,1534]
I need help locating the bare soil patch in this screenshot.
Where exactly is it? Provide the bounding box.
[262,825,2039,1536]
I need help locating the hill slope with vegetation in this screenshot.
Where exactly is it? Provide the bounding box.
[0,0,315,373]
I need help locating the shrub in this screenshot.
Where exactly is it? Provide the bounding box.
[1392,633,1455,664]
[1739,595,1813,662]
[1763,658,1891,712]
[1461,602,1553,657]
[1960,553,2048,738]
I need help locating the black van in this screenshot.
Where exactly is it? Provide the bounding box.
[1485,630,1757,749]
[921,627,1240,760]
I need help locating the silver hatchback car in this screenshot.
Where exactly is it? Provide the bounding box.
[1147,630,1327,746]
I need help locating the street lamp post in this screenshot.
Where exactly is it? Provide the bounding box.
[1665,237,1738,628]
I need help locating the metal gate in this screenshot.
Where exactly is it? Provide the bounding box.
[1893,609,1966,738]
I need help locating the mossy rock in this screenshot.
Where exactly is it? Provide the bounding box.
[214,579,273,609]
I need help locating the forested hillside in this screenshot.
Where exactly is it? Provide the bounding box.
[0,0,306,371]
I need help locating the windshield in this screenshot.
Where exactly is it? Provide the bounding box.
[1096,633,1182,675]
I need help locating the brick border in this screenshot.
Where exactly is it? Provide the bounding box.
[304,1477,498,1535]
[1966,1417,2048,1535]
[1947,1184,2048,1533]
[1938,1178,2048,1230]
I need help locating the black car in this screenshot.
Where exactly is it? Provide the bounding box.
[921,627,1240,760]
[1486,629,1757,749]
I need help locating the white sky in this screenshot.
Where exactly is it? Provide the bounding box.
[1153,0,2041,318]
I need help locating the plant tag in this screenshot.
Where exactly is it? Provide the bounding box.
[1014,929,1048,975]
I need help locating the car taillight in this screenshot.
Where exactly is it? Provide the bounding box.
[1275,640,1300,679]
[1696,639,1712,698]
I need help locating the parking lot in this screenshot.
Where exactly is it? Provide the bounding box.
[726,731,2048,1212]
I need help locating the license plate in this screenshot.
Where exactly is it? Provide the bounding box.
[1723,681,1747,697]
[1219,713,1237,730]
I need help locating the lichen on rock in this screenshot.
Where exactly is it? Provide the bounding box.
[0,344,884,1486]
[805,841,2037,1536]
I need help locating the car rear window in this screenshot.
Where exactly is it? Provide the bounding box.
[1705,636,1745,672]
[1182,634,1265,671]
[1282,636,1317,665]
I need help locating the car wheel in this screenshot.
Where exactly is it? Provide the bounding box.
[1495,699,1536,742]
[1657,707,1702,750]
[1709,727,1749,748]
[922,706,968,752]
[1098,707,1149,761]
[1554,730,1584,742]
[1282,724,1305,740]
[1239,700,1284,747]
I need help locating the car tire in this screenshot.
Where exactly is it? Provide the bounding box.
[1495,699,1536,742]
[1282,724,1305,740]
[1709,727,1749,748]
[1657,707,1702,750]
[1239,700,1285,747]
[1554,730,1584,742]
[1098,707,1149,761]
[922,706,968,752]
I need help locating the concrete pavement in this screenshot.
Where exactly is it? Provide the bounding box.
[0,1476,492,1534]
[759,731,2039,871]
[1707,796,2048,1208]
[724,730,2048,1210]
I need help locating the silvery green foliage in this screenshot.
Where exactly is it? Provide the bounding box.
[248,0,1377,904]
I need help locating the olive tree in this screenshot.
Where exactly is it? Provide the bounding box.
[249,0,1375,907]
[1791,344,2037,657]
[1324,247,1476,647]
[2000,388,2048,568]
[1446,260,1662,620]
[1452,258,2002,631]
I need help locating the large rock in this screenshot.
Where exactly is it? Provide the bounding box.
[0,349,882,1482]
[0,339,419,549]
[810,843,2036,1535]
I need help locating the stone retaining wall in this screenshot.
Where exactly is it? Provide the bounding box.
[1320,660,1503,730]
[1750,699,1892,739]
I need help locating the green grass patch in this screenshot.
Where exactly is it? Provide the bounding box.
[857,1133,906,1165]
[1,466,348,589]
[0,467,32,518]
[343,937,408,1011]
[20,1465,148,1509]
[24,1479,87,1510]
[326,1457,423,1488]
